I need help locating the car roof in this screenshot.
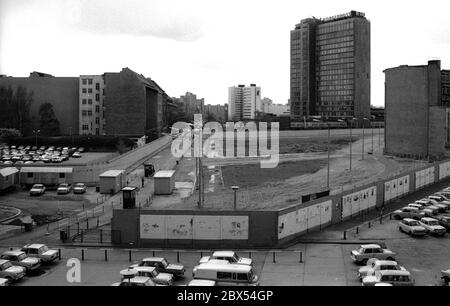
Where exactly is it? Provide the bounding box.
[374,260,398,266]
[213,251,236,257]
[421,217,438,222]
[403,218,417,222]
[2,250,25,256]
[188,279,216,286]
[24,244,45,249]
[360,244,381,249]
[128,276,152,284]
[0,259,10,265]
[142,257,164,262]
[134,266,156,272]
[195,262,252,273]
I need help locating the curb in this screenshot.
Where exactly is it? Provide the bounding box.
[0,206,22,224]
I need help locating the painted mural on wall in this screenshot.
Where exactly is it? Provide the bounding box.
[140,214,249,240]
[384,175,409,202]
[277,200,332,240]
[439,161,450,180]
[342,186,376,219]
[415,167,435,190]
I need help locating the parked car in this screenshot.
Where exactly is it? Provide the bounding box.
[130,257,185,278]
[350,244,396,265]
[72,152,82,158]
[73,183,87,194]
[442,269,450,285]
[422,206,440,217]
[362,270,414,286]
[0,278,9,286]
[0,250,41,273]
[429,195,450,208]
[419,218,447,236]
[21,244,58,263]
[0,259,26,282]
[392,207,425,220]
[57,183,71,195]
[112,276,156,287]
[187,279,216,286]
[358,259,406,280]
[199,251,252,266]
[398,218,428,236]
[29,184,45,196]
[123,267,174,286]
[435,215,450,231]
[417,199,447,213]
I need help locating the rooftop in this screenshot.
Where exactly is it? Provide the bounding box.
[100,170,125,177]
[20,167,73,173]
[154,170,176,178]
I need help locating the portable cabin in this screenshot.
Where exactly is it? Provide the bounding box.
[99,170,125,194]
[20,167,73,188]
[0,167,19,190]
[154,170,176,195]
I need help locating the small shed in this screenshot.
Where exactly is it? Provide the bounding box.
[99,170,125,194]
[20,167,73,188]
[0,167,19,190]
[154,170,176,195]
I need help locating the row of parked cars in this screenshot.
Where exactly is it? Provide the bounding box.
[0,145,84,166]
[393,189,450,237]
[0,244,59,286]
[350,244,414,286]
[112,251,258,286]
[29,183,87,196]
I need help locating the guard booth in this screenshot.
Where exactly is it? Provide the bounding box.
[144,162,155,178]
[122,186,138,209]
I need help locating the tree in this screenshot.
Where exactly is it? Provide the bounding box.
[0,85,33,135]
[205,111,217,122]
[38,102,61,136]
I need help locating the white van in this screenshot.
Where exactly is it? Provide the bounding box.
[192,262,259,286]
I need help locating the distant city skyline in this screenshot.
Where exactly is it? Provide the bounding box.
[2,0,450,107]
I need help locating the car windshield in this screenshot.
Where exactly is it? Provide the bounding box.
[17,253,27,261]
[39,246,48,253]
[233,253,240,261]
[33,184,43,188]
[60,184,68,188]
[161,259,169,268]
[428,221,440,226]
[357,247,365,254]
[1,262,12,270]
[410,221,420,226]
[382,265,399,270]
[75,183,84,187]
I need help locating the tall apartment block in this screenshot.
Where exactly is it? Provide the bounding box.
[228,84,261,121]
[290,11,370,121]
[384,60,450,160]
[79,75,106,135]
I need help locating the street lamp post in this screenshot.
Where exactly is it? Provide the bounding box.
[362,117,369,160]
[232,186,239,210]
[371,119,374,154]
[33,129,40,148]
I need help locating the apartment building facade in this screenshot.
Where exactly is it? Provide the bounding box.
[228,84,261,121]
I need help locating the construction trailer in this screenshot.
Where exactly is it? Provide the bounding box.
[154,170,176,195]
[19,167,73,188]
[0,167,19,190]
[99,170,126,194]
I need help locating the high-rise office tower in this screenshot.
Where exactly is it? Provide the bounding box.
[228,84,261,121]
[290,11,370,121]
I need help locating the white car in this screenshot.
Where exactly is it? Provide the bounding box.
[199,251,253,266]
[29,184,45,196]
[0,250,41,273]
[417,199,447,213]
[73,183,87,194]
[358,260,406,280]
[392,206,425,220]
[398,218,428,236]
[21,244,58,263]
[419,218,447,236]
[125,266,174,286]
[0,278,9,286]
[362,270,414,286]
[188,279,216,286]
[350,244,396,265]
[428,195,450,208]
[0,259,26,282]
[112,276,156,287]
[57,183,71,194]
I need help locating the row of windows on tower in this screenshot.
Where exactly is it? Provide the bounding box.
[81,94,100,103]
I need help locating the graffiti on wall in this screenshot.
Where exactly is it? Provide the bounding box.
[277,200,332,240]
[384,175,409,202]
[342,186,376,219]
[140,215,249,240]
[415,167,435,190]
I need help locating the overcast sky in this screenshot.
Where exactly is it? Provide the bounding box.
[1,0,450,107]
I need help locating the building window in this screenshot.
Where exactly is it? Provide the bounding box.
[95,117,100,124]
[88,110,93,116]
[95,105,100,113]
[27,173,33,178]
[88,79,93,85]
[82,99,87,105]
[82,88,87,94]
[82,124,89,130]
[95,128,99,135]
[88,99,92,105]
[82,79,87,85]
[59,173,65,179]
[82,110,87,116]
[96,83,100,90]
[95,94,99,101]
[88,88,93,94]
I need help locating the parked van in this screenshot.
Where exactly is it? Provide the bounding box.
[192,262,259,286]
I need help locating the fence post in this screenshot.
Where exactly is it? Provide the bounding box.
[77,222,80,235]
[299,252,303,263]
[58,249,61,260]
[248,251,252,259]
[152,250,155,257]
[86,219,89,230]
[97,216,100,228]
[200,251,203,259]
[104,249,108,262]
[81,249,85,261]
[129,250,132,262]
[272,252,276,263]
[177,251,180,263]
[81,230,84,243]
[356,227,359,235]
[343,231,347,240]
[100,229,103,244]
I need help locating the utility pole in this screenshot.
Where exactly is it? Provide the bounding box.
[327,122,331,188]
[349,121,353,171]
